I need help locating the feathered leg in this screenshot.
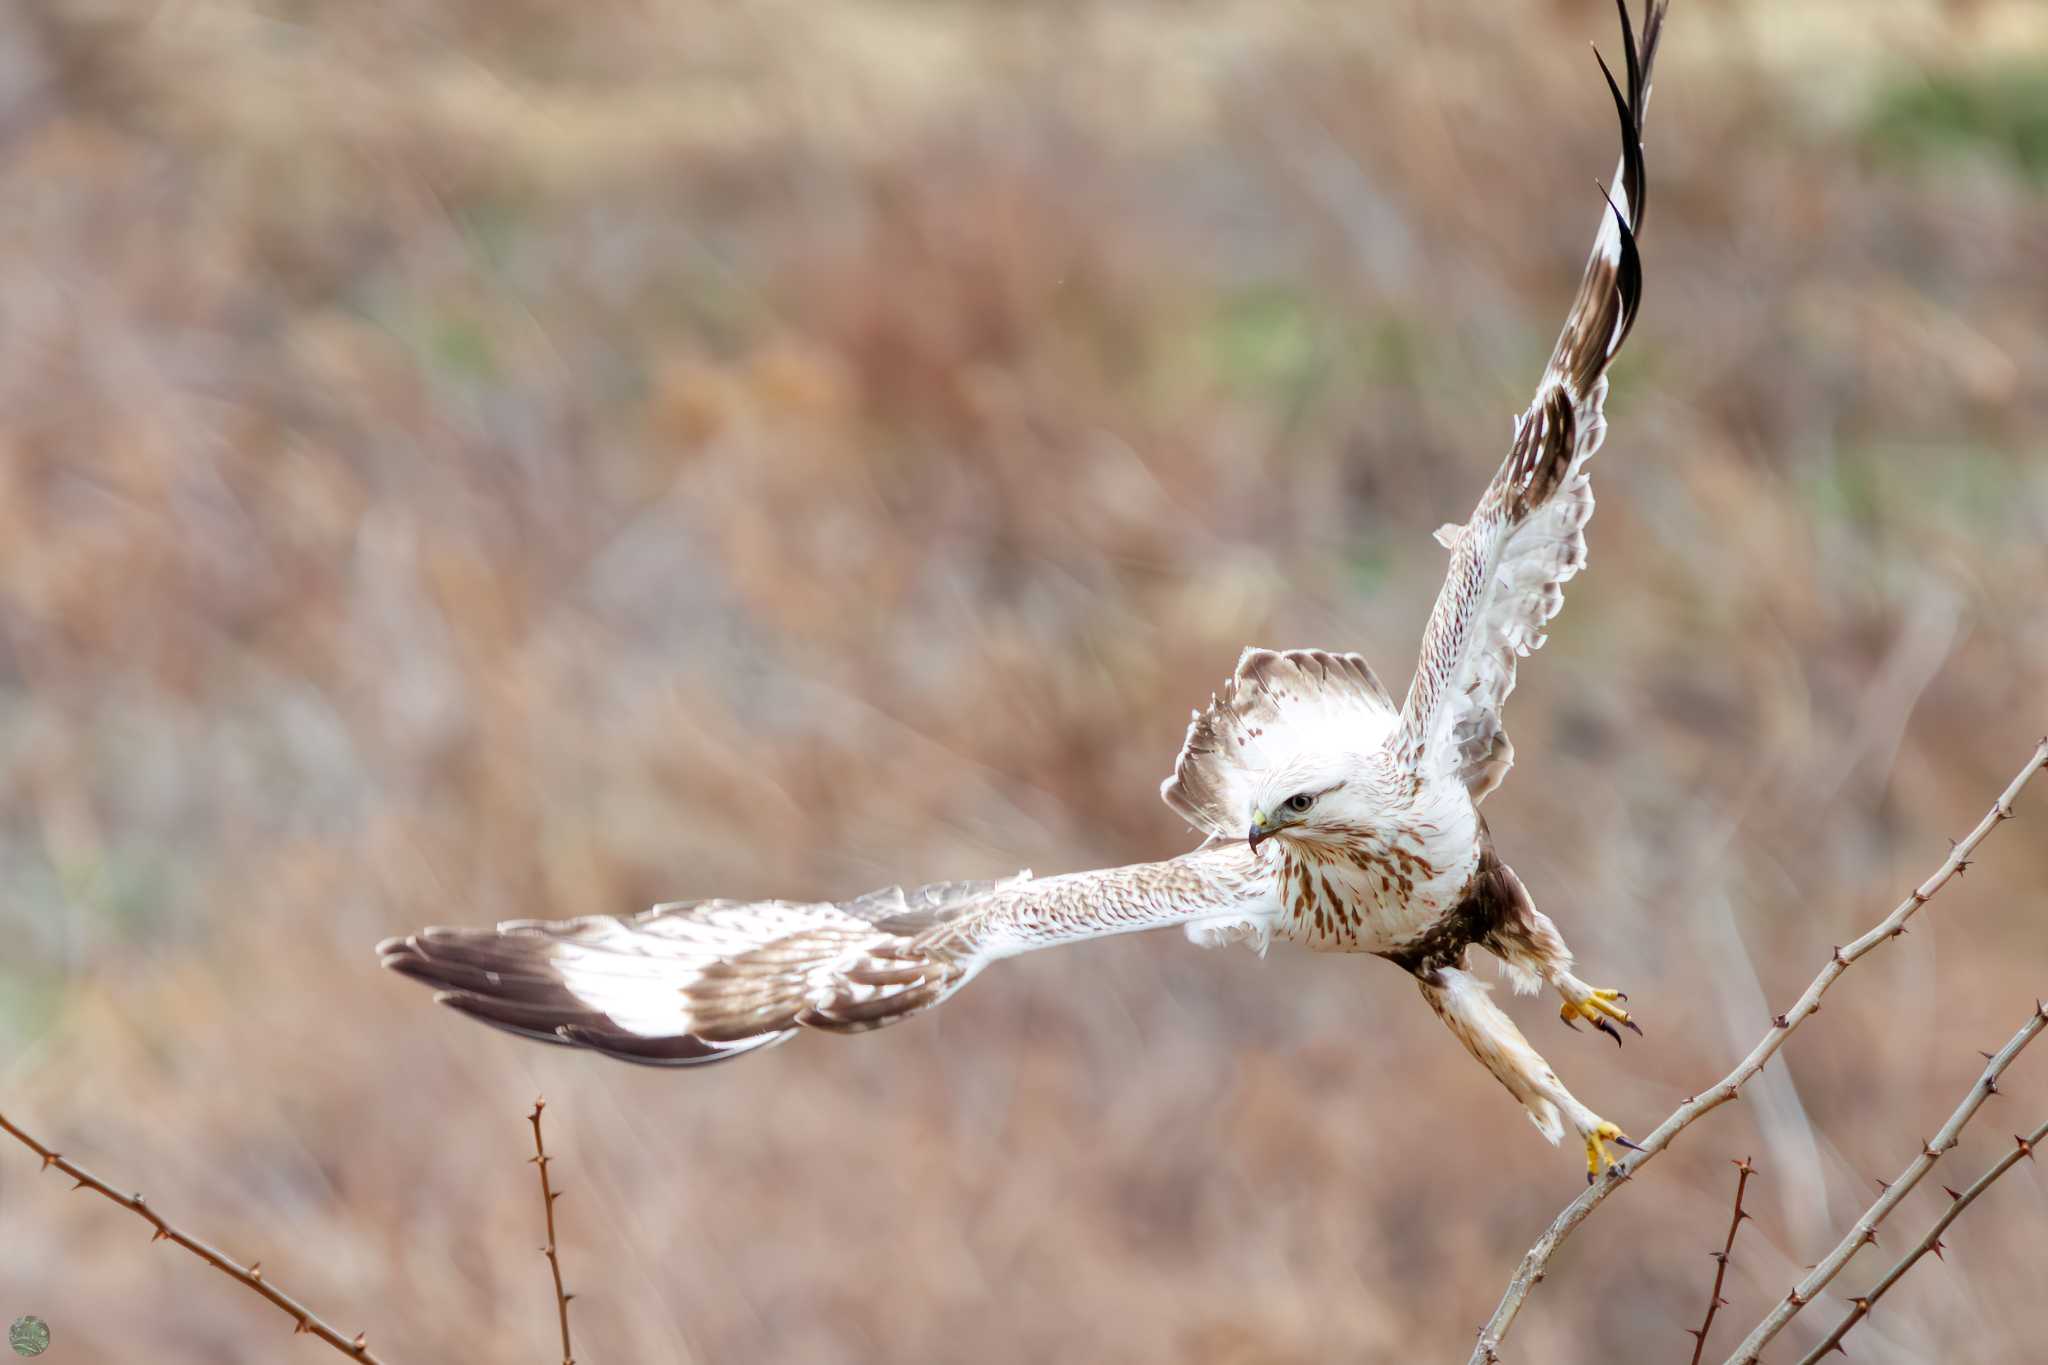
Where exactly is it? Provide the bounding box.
[1414,964,1636,1181]
[1477,858,1641,1045]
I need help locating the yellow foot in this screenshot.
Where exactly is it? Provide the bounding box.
[1583,1120,1641,1184]
[1560,986,1642,1046]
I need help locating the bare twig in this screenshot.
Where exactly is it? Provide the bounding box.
[1728,1003,2048,1363]
[1467,737,2048,1364]
[1796,1115,2048,1364]
[529,1097,576,1365]
[0,1109,384,1362]
[1687,1157,1757,1364]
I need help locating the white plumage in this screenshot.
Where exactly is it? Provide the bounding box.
[381,0,1666,1180]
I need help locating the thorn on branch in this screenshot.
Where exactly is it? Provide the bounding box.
[1688,1155,1757,1365]
[1464,740,2048,1365]
[528,1097,578,1365]
[1781,1022,2048,1365]
[0,1107,390,1363]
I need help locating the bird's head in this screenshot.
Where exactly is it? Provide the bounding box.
[1245,753,1377,853]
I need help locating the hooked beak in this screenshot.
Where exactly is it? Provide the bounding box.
[1247,811,1274,853]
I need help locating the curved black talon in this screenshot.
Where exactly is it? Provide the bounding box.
[1624,1018,1645,1037]
[1613,1134,1645,1152]
[1562,1014,1582,1031]
[1594,1017,1623,1046]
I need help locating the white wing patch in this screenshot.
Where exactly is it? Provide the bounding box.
[1161,648,1398,840]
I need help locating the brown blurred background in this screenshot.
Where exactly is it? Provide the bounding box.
[1,0,2045,1361]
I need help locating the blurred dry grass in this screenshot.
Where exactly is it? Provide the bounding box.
[1,0,2045,1361]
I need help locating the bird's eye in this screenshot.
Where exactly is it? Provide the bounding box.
[1285,792,1314,813]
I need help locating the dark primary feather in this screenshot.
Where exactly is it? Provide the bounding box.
[375,879,1016,1066]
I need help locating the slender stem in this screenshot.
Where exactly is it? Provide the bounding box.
[0,1109,385,1362]
[1688,1158,1756,1365]
[528,1098,576,1365]
[1796,1116,2048,1364]
[1724,1004,2047,1363]
[1466,737,2048,1364]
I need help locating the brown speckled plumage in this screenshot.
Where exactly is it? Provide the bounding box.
[378,1,1665,1174]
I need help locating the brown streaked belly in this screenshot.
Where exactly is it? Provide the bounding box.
[1375,843,1516,978]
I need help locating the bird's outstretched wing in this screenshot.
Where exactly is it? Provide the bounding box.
[1395,0,1665,802]
[379,845,1270,1065]
[1160,647,1398,841]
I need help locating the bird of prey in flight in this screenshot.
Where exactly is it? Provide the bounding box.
[383,0,1667,1182]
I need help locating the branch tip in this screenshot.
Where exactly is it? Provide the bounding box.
[1465,738,2048,1365]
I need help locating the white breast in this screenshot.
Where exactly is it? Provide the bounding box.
[1273,778,1482,954]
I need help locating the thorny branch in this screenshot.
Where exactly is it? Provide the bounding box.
[1725,1003,2047,1363]
[1796,1115,2047,1364]
[0,1109,384,1362]
[1687,1157,1756,1365]
[1466,737,2048,1365]
[529,1097,577,1365]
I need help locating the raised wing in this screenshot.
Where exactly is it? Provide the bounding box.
[1396,0,1664,802]
[1161,647,1398,840]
